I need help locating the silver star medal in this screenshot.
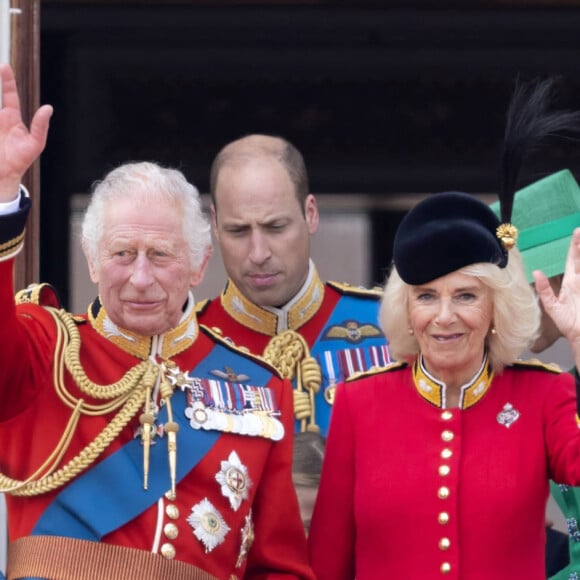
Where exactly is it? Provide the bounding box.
[215,451,252,511]
[497,402,520,428]
[187,498,230,553]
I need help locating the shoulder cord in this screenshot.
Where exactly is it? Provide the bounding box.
[263,329,321,433]
[0,308,156,496]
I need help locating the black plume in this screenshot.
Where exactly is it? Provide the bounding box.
[499,77,580,224]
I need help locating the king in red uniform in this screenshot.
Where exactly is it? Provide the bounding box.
[0,64,313,580]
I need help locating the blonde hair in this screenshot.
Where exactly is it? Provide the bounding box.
[379,248,540,374]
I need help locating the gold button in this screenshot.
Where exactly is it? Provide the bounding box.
[164,522,179,540]
[441,410,453,421]
[229,575,238,580]
[439,537,451,550]
[441,562,451,574]
[439,465,450,476]
[441,430,454,442]
[166,504,180,520]
[438,486,450,499]
[441,449,452,459]
[160,543,176,560]
[164,490,177,501]
[438,512,449,525]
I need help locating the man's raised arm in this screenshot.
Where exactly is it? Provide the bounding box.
[0,63,52,202]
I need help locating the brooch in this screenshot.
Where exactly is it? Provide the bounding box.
[496,402,520,428]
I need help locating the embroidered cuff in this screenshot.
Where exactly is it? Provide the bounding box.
[0,187,31,261]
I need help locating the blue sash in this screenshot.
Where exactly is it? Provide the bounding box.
[30,341,275,541]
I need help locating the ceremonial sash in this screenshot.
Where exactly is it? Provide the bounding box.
[309,293,388,434]
[30,341,276,541]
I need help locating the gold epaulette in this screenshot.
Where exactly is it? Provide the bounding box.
[15,283,61,308]
[199,324,282,379]
[327,280,383,299]
[511,358,562,374]
[346,360,407,383]
[194,297,210,314]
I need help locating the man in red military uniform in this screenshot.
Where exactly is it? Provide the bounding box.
[197,134,390,531]
[0,64,313,580]
[197,134,390,437]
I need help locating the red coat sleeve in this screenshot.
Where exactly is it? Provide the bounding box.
[0,259,56,419]
[308,382,356,580]
[543,370,580,484]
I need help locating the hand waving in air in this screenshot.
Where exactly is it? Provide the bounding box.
[0,63,53,201]
[534,227,580,367]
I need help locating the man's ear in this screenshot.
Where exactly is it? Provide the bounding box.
[210,203,220,240]
[304,194,319,235]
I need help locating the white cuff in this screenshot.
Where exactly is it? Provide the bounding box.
[0,185,28,216]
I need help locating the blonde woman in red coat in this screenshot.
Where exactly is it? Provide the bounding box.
[309,80,580,580]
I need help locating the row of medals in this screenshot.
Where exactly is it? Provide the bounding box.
[185,399,284,441]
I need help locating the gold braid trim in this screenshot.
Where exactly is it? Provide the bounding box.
[0,308,156,496]
[0,230,25,259]
[57,308,155,405]
[263,329,321,433]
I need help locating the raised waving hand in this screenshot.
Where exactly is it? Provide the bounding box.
[0,63,53,202]
[534,228,580,369]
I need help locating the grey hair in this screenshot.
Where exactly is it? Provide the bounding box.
[379,248,540,374]
[81,162,211,269]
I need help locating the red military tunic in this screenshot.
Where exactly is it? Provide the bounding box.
[197,264,389,435]
[309,357,580,580]
[0,250,314,579]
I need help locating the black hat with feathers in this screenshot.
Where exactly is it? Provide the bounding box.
[498,77,580,225]
[393,77,580,285]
